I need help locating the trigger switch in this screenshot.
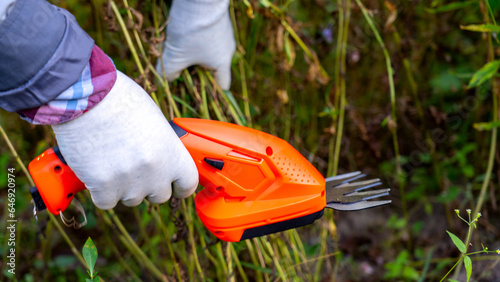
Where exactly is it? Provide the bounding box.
[204,158,224,170]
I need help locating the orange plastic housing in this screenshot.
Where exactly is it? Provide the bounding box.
[173,118,326,242]
[28,148,85,215]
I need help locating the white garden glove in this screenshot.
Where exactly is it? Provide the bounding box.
[52,71,199,209]
[156,0,236,90]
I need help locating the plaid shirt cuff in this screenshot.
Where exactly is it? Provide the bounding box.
[18,45,116,125]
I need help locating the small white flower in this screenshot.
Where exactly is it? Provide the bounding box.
[455,209,460,214]
[466,209,472,214]
[496,249,500,255]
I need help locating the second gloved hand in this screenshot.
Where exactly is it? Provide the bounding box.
[51,71,199,209]
[156,0,235,90]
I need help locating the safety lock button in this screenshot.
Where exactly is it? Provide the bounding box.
[204,158,224,170]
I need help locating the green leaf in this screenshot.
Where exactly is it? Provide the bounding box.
[83,237,98,277]
[464,255,472,282]
[426,1,476,13]
[462,165,475,178]
[460,24,500,33]
[468,60,500,88]
[437,186,460,203]
[473,120,500,131]
[381,116,390,127]
[402,265,420,280]
[446,231,466,253]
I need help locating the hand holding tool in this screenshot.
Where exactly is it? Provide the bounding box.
[29,118,390,242]
[50,71,198,210]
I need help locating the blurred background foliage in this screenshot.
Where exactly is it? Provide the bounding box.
[1,0,500,281]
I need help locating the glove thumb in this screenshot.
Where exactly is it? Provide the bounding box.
[214,63,232,90]
[156,43,190,82]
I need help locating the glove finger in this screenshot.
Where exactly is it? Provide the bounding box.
[86,184,120,210]
[214,63,232,90]
[156,42,191,82]
[146,184,173,204]
[121,193,148,207]
[171,156,199,199]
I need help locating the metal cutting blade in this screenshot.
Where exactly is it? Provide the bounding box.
[325,172,391,211]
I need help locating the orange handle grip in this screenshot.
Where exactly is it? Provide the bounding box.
[28,147,85,215]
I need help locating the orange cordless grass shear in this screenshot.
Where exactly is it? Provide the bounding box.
[28,118,391,242]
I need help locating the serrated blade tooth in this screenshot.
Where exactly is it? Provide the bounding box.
[326,200,392,211]
[326,178,382,203]
[335,188,391,203]
[324,171,363,187]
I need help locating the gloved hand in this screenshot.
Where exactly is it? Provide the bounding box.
[156,0,236,90]
[51,71,199,209]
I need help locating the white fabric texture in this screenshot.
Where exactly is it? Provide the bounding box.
[0,0,16,22]
[52,71,198,209]
[157,0,235,90]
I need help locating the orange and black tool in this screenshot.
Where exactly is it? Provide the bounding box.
[28,118,390,242]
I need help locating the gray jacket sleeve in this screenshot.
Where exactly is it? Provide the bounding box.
[0,0,94,112]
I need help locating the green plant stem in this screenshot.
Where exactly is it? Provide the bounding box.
[411,254,500,268]
[262,237,286,280]
[103,232,141,280]
[231,244,249,282]
[204,71,245,125]
[245,240,264,282]
[472,30,498,220]
[110,1,142,76]
[150,204,183,281]
[181,199,205,281]
[230,0,252,126]
[215,242,229,280]
[226,243,235,281]
[238,58,252,125]
[253,238,271,282]
[313,225,329,281]
[355,0,410,249]
[332,0,351,176]
[274,235,296,278]
[0,124,31,183]
[197,69,211,119]
[149,4,183,117]
[107,209,167,281]
[112,0,163,107]
[279,20,329,81]
[453,2,499,277]
[440,256,462,282]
